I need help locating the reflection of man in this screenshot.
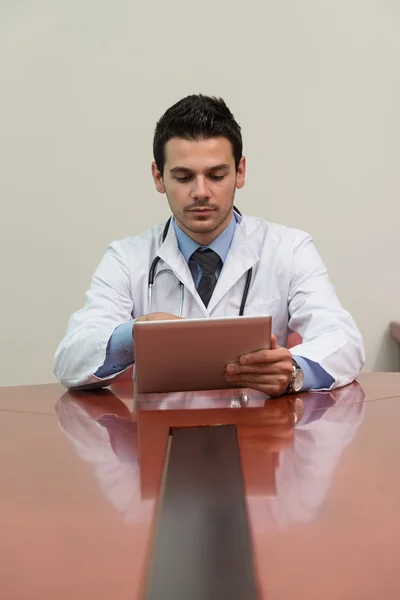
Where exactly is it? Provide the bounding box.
[56,392,152,522]
[54,95,364,395]
[249,383,365,532]
[56,384,364,530]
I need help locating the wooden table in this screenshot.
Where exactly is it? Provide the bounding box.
[1,373,400,599]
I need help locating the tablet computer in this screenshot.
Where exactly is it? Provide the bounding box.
[134,315,272,394]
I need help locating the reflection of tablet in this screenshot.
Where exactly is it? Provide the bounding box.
[134,315,272,394]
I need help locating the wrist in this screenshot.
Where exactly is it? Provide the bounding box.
[286,358,304,394]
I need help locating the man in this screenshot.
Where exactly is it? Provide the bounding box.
[54,95,365,393]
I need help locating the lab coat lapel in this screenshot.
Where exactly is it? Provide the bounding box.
[207,217,260,313]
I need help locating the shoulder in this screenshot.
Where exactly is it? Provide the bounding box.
[241,215,312,248]
[104,221,167,258]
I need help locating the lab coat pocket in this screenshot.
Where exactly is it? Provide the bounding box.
[245,297,280,317]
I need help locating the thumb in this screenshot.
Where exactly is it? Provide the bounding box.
[270,334,277,350]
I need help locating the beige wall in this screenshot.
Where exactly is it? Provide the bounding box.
[1,1,399,386]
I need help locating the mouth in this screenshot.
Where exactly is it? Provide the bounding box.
[188,208,215,214]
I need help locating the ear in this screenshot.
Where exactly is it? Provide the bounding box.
[235,156,246,190]
[152,162,166,194]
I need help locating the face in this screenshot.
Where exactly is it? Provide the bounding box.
[152,137,246,245]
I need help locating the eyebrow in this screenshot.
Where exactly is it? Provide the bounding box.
[169,164,231,174]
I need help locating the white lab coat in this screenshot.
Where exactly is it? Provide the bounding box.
[54,214,365,389]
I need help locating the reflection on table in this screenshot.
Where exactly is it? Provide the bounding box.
[56,382,364,531]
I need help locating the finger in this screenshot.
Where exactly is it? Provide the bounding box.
[270,334,277,350]
[226,362,287,375]
[137,312,183,322]
[226,373,290,396]
[226,373,286,385]
[153,313,184,321]
[239,348,289,366]
[225,361,240,372]
[226,373,270,384]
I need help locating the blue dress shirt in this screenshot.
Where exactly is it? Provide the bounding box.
[175,214,237,285]
[95,215,334,391]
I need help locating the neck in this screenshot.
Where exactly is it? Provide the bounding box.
[176,212,234,246]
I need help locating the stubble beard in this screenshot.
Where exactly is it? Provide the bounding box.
[167,190,236,236]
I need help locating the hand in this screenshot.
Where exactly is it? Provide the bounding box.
[134,312,184,337]
[224,335,293,397]
[136,312,184,323]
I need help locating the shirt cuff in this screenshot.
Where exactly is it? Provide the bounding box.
[292,355,335,391]
[94,320,135,378]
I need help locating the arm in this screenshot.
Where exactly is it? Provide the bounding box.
[224,233,364,395]
[287,234,365,389]
[94,320,135,379]
[292,355,334,391]
[54,242,134,389]
[93,312,184,379]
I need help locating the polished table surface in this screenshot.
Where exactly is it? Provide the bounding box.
[1,373,400,599]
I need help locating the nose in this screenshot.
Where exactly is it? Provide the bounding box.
[190,175,211,201]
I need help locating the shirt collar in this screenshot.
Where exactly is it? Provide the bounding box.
[173,212,238,263]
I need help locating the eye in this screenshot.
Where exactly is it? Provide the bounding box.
[175,176,193,183]
[209,175,225,181]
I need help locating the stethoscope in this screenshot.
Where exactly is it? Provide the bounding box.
[148,206,252,316]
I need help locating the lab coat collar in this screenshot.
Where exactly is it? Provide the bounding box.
[156,213,260,316]
[173,213,237,264]
[207,215,260,312]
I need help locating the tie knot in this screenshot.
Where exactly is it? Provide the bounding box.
[190,248,222,275]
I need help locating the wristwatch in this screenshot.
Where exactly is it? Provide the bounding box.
[286,358,304,394]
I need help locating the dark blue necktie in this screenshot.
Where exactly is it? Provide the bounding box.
[190,248,222,307]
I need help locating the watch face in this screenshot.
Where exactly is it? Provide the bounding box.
[293,369,304,392]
